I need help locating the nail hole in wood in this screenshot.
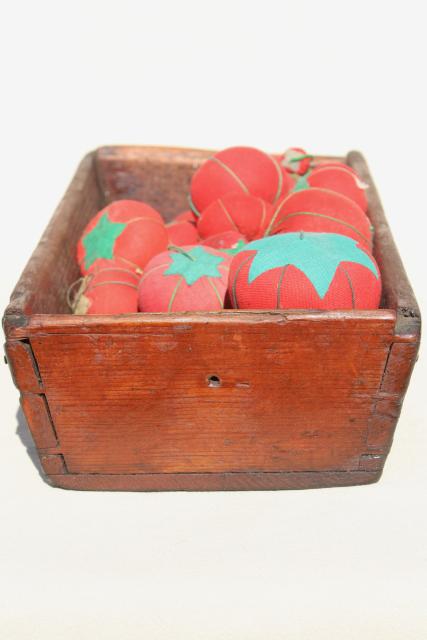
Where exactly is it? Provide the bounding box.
[207,375,221,388]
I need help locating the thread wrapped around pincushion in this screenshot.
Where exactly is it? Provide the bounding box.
[265,188,372,249]
[69,266,140,315]
[197,192,273,241]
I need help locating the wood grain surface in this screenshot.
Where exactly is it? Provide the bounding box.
[30,316,394,474]
[47,470,382,492]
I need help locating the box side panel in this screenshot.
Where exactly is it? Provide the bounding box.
[5,340,43,393]
[5,338,66,474]
[30,318,393,475]
[3,152,103,324]
[95,146,211,221]
[20,394,59,450]
[360,340,420,471]
[347,151,421,339]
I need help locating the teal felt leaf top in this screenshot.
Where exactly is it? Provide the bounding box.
[292,173,311,191]
[165,246,225,285]
[83,212,126,269]
[246,232,379,298]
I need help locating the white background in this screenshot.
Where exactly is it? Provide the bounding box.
[1,1,426,638]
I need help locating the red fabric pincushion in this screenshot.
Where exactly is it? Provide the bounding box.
[279,147,312,175]
[197,193,273,241]
[266,188,372,248]
[190,146,287,214]
[228,232,381,310]
[294,166,369,212]
[77,200,168,275]
[138,245,232,312]
[167,219,199,246]
[71,266,140,315]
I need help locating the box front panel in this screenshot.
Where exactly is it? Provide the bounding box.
[30,320,393,474]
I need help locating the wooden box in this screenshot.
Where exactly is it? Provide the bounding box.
[3,146,421,491]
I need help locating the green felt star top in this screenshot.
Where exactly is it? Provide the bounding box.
[83,212,126,270]
[246,232,379,298]
[164,246,225,285]
[292,172,311,191]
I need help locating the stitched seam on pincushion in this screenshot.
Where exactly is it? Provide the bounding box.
[276,265,289,309]
[231,255,252,309]
[206,277,224,309]
[211,157,249,194]
[167,276,184,312]
[340,265,356,309]
[218,199,240,232]
[270,154,284,203]
[138,263,171,284]
[272,211,370,244]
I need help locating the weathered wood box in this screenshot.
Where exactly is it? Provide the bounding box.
[3,146,421,491]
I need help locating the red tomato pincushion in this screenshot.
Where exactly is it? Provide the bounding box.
[265,188,372,248]
[279,147,312,175]
[138,245,232,312]
[190,146,287,214]
[77,200,168,275]
[197,193,273,241]
[228,232,381,310]
[166,219,199,246]
[293,166,369,212]
[70,267,140,315]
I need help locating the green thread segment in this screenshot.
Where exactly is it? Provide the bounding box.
[168,245,196,261]
[289,154,313,162]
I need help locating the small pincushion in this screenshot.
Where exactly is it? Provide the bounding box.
[279,147,312,175]
[266,188,372,248]
[228,232,381,310]
[293,165,369,212]
[190,146,288,214]
[138,245,232,312]
[77,199,168,274]
[166,218,199,246]
[70,266,139,315]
